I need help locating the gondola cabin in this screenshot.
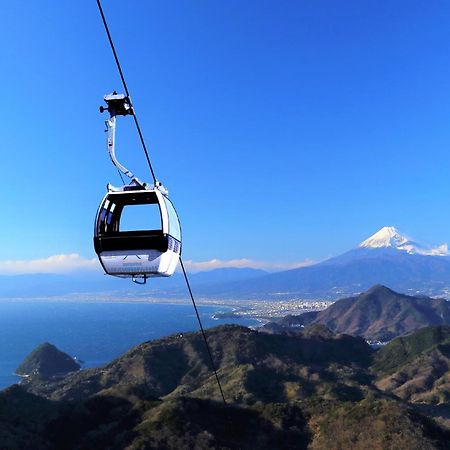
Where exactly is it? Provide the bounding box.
[94,185,181,282]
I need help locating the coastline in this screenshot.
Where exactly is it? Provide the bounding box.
[0,296,333,323]
[0,293,333,326]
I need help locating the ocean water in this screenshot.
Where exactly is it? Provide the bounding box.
[0,300,257,390]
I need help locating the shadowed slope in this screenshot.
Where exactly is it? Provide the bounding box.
[275,285,450,341]
[22,325,372,405]
[2,325,450,449]
[374,326,450,404]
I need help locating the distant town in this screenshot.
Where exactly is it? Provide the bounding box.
[207,298,333,323]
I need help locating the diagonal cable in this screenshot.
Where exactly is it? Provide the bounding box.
[95,0,227,406]
[96,0,157,184]
[180,257,227,405]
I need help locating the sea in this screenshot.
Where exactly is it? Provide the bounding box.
[0,300,258,390]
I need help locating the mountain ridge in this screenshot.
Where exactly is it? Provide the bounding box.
[268,285,450,340]
[3,324,450,449]
[1,227,450,300]
[202,227,450,299]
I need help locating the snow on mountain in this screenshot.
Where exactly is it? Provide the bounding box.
[359,226,449,256]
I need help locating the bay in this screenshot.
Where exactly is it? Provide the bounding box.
[0,300,256,389]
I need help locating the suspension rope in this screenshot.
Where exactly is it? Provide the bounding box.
[180,257,227,405]
[96,0,227,405]
[117,169,126,185]
[96,0,157,184]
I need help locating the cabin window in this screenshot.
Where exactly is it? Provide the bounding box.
[119,203,162,232]
[164,198,181,241]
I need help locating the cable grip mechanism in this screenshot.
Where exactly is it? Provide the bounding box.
[100,92,142,186]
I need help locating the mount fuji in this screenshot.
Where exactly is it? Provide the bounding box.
[1,227,449,301]
[359,226,448,256]
[200,227,450,300]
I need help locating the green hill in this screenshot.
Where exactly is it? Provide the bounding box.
[22,325,372,404]
[2,325,450,449]
[16,342,80,380]
[372,326,450,374]
[373,326,450,406]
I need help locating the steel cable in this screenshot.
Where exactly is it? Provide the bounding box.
[96,0,157,184]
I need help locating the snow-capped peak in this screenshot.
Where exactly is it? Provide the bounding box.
[359,226,449,256]
[359,226,407,249]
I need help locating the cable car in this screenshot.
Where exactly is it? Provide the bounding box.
[93,93,181,283]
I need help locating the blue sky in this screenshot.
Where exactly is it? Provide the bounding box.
[2,0,450,273]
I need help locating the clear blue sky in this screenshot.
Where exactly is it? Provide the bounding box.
[2,0,450,269]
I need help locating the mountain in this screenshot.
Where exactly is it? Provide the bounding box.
[203,227,450,300]
[2,227,450,301]
[359,226,448,256]
[0,267,267,299]
[187,267,267,285]
[3,325,450,449]
[0,272,130,298]
[21,324,372,403]
[373,326,450,429]
[268,285,450,341]
[16,343,80,380]
[373,325,450,376]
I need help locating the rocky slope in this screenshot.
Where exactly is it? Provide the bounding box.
[1,324,450,449]
[374,326,450,403]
